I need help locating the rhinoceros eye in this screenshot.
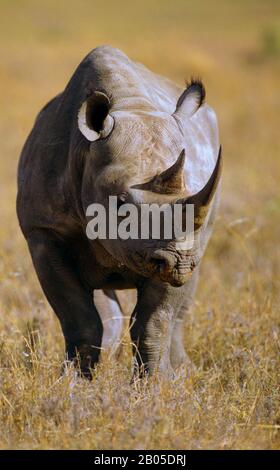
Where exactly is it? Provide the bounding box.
[117,192,128,209]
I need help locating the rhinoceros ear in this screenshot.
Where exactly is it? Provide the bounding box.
[173,79,205,121]
[78,91,114,141]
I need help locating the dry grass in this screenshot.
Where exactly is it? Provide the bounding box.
[0,0,280,449]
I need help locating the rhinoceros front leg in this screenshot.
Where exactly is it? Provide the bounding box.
[170,269,199,370]
[27,230,103,379]
[130,280,185,377]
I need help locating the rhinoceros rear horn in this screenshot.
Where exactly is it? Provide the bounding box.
[131,149,186,194]
[153,149,186,194]
[184,146,222,229]
[78,91,114,141]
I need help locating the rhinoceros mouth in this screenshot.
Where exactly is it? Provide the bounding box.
[130,250,195,286]
[155,262,192,286]
[105,245,195,287]
[158,269,191,287]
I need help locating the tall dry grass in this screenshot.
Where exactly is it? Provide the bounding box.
[0,0,279,449]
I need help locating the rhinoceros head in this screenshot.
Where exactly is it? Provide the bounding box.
[77,80,222,286]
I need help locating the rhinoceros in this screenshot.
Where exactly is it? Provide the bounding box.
[17,46,222,379]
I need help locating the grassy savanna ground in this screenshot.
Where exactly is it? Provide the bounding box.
[0,0,280,449]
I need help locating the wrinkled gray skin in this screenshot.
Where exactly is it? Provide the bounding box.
[17,46,221,379]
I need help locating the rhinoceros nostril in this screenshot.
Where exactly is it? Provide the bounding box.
[150,252,174,274]
[150,257,167,273]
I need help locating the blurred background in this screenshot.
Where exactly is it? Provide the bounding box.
[0,0,279,450]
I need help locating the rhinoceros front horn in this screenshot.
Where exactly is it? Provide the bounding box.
[78,91,114,141]
[183,146,222,229]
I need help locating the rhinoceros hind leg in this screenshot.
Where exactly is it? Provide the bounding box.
[94,289,124,354]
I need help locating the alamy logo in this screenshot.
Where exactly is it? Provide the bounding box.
[86,196,195,250]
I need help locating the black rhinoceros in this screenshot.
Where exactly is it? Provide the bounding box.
[17,46,222,378]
